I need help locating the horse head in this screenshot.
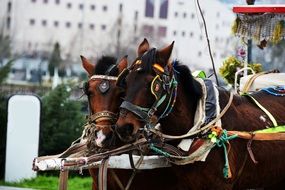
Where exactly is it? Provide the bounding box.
[115,39,178,142]
[81,55,127,149]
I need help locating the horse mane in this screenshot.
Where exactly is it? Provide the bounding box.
[94,56,118,76]
[174,61,203,99]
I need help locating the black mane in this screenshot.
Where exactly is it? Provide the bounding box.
[94,56,118,76]
[140,48,157,73]
[174,61,203,99]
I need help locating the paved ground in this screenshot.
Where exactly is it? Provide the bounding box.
[0,186,34,190]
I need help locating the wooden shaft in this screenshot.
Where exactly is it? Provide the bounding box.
[58,171,69,190]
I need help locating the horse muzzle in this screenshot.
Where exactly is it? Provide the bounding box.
[114,124,137,143]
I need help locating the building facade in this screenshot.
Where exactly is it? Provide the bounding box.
[1,0,235,70]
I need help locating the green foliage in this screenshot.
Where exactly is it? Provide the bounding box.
[0,94,7,179]
[40,84,85,156]
[0,58,12,179]
[0,175,92,190]
[0,34,11,62]
[219,56,262,85]
[0,59,13,84]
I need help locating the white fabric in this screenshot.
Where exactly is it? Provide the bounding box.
[240,73,285,92]
[178,78,222,154]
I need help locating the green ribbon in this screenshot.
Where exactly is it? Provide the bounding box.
[255,125,285,134]
[212,130,238,178]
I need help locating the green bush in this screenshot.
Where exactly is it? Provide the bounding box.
[219,56,262,85]
[0,94,7,179]
[40,84,85,156]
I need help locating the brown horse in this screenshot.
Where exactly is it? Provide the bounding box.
[81,55,127,190]
[81,55,180,190]
[115,39,285,190]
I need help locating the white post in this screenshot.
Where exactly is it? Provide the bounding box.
[5,95,41,182]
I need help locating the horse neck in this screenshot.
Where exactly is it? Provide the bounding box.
[159,79,200,136]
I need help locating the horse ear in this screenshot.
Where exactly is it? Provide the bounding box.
[137,38,150,56]
[157,41,174,67]
[80,55,95,76]
[117,55,128,73]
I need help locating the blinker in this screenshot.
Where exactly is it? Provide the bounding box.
[151,75,164,100]
[116,68,129,88]
[99,80,110,94]
[153,64,164,74]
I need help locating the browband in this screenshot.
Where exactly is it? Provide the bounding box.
[89,75,118,81]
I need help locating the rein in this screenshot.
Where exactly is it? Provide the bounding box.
[150,91,234,140]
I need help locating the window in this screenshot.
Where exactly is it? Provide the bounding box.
[182,31,185,37]
[54,21,59,27]
[216,12,220,18]
[43,0,48,4]
[145,0,154,18]
[67,2,72,9]
[30,19,35,25]
[119,3,123,12]
[191,13,195,19]
[7,1,12,13]
[55,0,60,4]
[42,20,47,26]
[199,35,203,40]
[215,37,219,42]
[66,22,71,28]
[174,12,178,17]
[102,5,108,11]
[101,24,106,30]
[143,25,154,36]
[79,3,84,10]
[7,16,11,29]
[31,0,36,3]
[90,4,95,10]
[183,12,187,18]
[198,51,202,57]
[158,26,167,37]
[78,22,82,28]
[159,0,168,19]
[117,30,121,39]
[216,24,219,30]
[89,24,94,30]
[189,32,193,37]
[134,11,138,20]
[134,24,137,33]
[173,30,177,36]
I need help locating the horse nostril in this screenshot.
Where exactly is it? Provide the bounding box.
[116,123,134,139]
[125,124,134,135]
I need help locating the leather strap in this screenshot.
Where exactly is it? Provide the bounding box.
[120,101,150,120]
[98,158,109,190]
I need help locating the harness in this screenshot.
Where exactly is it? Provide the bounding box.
[84,74,118,126]
[118,49,178,131]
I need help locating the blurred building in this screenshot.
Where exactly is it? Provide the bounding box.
[0,0,235,70]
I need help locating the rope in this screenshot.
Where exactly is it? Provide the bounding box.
[243,93,278,127]
[214,130,238,179]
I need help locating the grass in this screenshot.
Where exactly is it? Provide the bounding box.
[0,174,93,190]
